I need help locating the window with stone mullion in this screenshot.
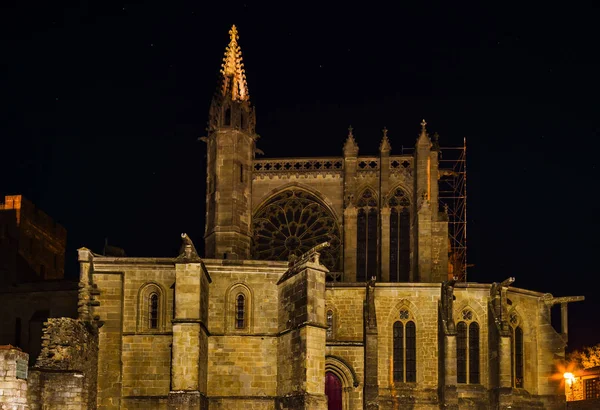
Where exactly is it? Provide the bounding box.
[514,326,524,388]
[457,322,468,383]
[469,323,480,384]
[357,209,368,282]
[393,321,404,382]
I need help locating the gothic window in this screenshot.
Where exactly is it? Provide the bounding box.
[509,311,524,388]
[149,293,159,329]
[252,190,341,272]
[224,107,231,126]
[456,308,480,384]
[326,309,334,339]
[227,283,253,333]
[138,283,165,332]
[236,294,245,328]
[393,309,416,383]
[357,189,378,282]
[388,187,411,282]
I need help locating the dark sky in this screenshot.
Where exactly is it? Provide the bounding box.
[1,2,599,350]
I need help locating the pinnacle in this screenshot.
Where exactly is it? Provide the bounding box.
[343,125,359,156]
[219,25,249,102]
[418,118,430,144]
[380,127,391,152]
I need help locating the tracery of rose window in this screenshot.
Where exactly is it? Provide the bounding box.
[252,190,341,271]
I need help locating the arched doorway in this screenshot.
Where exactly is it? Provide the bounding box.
[325,371,342,410]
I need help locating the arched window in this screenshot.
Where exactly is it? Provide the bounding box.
[389,187,411,282]
[149,293,159,329]
[326,309,334,340]
[357,189,378,282]
[224,107,231,126]
[456,308,480,384]
[393,309,416,383]
[137,283,165,332]
[236,294,245,329]
[509,311,524,388]
[226,283,253,333]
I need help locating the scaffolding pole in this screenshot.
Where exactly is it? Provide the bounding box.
[438,139,468,282]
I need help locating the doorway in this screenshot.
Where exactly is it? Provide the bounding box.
[325,371,342,410]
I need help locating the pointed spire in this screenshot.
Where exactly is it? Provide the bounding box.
[344,125,359,157]
[220,25,249,102]
[417,118,431,146]
[380,127,391,152]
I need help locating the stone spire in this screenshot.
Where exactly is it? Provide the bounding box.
[220,25,249,102]
[343,126,359,157]
[380,127,391,153]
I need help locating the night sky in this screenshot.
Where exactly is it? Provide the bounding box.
[2,2,599,350]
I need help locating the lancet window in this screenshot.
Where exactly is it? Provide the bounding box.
[393,309,416,383]
[138,283,165,332]
[236,294,245,329]
[457,308,480,384]
[252,189,341,272]
[388,187,411,282]
[509,311,524,388]
[149,293,159,329]
[357,189,378,282]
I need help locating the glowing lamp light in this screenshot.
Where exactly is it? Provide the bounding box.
[563,372,575,385]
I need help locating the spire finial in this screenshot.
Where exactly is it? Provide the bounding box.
[380,127,391,152]
[348,125,354,137]
[421,119,427,133]
[220,24,249,102]
[417,118,431,145]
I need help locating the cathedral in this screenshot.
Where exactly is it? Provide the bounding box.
[10,25,584,410]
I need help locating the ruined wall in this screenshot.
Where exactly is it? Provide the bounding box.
[28,317,98,410]
[0,282,78,365]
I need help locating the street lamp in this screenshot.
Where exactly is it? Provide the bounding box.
[564,372,575,401]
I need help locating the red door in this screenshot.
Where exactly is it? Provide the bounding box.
[325,371,342,410]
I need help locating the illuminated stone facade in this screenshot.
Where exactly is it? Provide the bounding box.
[11,25,583,410]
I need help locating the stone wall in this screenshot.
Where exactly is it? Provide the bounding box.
[30,317,98,410]
[0,345,29,410]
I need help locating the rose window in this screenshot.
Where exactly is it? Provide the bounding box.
[252,190,341,270]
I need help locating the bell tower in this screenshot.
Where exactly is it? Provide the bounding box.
[204,25,257,259]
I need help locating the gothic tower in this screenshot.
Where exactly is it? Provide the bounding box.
[205,25,257,259]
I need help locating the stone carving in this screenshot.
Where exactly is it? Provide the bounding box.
[490,277,515,334]
[366,276,377,329]
[178,233,200,260]
[441,278,457,333]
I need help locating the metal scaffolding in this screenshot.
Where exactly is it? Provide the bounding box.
[439,139,468,282]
